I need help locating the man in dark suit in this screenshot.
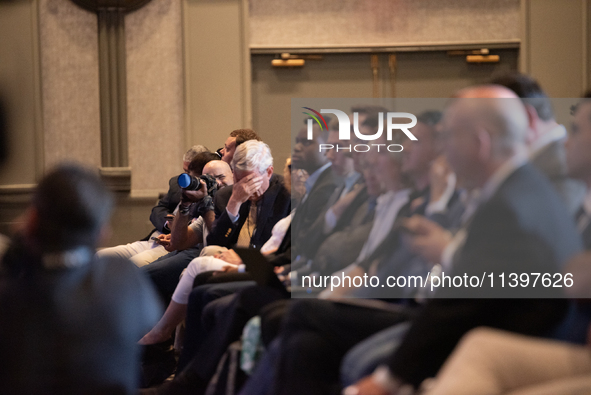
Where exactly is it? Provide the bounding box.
[206,139,290,249]
[339,87,583,395]
[291,122,342,260]
[291,127,365,270]
[206,142,290,249]
[339,86,591,388]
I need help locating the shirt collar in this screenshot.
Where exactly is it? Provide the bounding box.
[529,124,567,159]
[304,162,331,194]
[376,188,412,208]
[343,171,361,193]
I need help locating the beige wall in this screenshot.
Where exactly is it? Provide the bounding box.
[252,50,519,172]
[1,0,185,197]
[250,0,521,49]
[39,0,102,170]
[0,0,42,188]
[0,0,186,244]
[126,0,185,195]
[521,0,589,97]
[183,0,252,154]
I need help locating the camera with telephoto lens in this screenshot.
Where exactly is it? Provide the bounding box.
[177,173,218,195]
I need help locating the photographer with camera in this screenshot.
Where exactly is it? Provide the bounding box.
[156,161,229,252]
[142,158,233,302]
[96,146,211,267]
[155,159,233,253]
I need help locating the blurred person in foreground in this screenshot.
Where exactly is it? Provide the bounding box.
[0,163,161,395]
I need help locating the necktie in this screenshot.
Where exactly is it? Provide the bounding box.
[236,203,258,248]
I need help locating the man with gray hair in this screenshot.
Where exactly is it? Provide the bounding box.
[207,139,290,248]
[182,145,210,173]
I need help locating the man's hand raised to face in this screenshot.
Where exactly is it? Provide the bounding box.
[226,173,263,217]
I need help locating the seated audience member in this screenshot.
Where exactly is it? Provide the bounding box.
[300,154,377,278]
[144,140,290,302]
[490,72,586,214]
[401,112,463,228]
[154,159,234,252]
[219,128,262,164]
[0,164,161,395]
[421,326,591,395]
[550,95,591,343]
[206,140,290,249]
[138,156,294,346]
[146,145,210,234]
[291,119,364,268]
[96,146,210,266]
[290,159,307,207]
[424,161,591,395]
[260,87,581,395]
[290,119,342,260]
[151,145,211,233]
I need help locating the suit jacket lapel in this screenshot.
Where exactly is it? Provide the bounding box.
[292,165,335,232]
[256,182,281,241]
